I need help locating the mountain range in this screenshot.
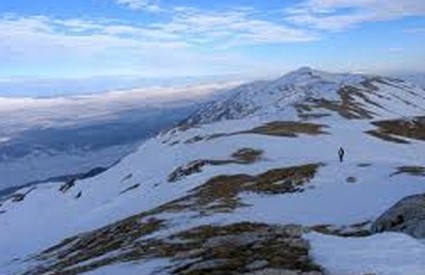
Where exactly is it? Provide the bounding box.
[1,68,424,275]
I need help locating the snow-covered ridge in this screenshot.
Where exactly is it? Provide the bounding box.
[1,68,425,275]
[182,67,425,126]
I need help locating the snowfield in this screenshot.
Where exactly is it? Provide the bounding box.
[1,68,425,274]
[307,232,425,275]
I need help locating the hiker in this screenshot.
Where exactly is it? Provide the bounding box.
[338,147,345,162]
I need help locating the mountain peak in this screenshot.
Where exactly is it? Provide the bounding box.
[293,66,315,74]
[181,69,422,126]
[282,67,335,81]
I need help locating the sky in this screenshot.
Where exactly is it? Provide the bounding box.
[0,0,425,95]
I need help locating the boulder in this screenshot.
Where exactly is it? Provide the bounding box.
[372,193,425,238]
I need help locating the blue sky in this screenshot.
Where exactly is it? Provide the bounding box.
[1,0,425,82]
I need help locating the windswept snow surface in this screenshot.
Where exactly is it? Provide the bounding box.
[307,232,425,275]
[1,68,425,274]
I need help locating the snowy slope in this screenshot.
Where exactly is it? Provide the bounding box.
[182,67,425,125]
[0,82,236,191]
[1,68,425,275]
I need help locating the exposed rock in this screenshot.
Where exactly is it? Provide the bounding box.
[11,187,37,203]
[120,184,140,195]
[59,178,76,193]
[168,160,212,182]
[372,193,425,238]
[346,176,357,183]
[12,193,26,202]
[309,221,372,238]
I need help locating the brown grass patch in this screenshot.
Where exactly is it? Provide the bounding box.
[165,163,322,215]
[168,148,263,182]
[183,121,329,145]
[28,216,164,275]
[248,121,328,137]
[231,148,263,163]
[366,117,425,144]
[295,85,387,120]
[25,164,323,275]
[29,222,322,275]
[390,166,425,177]
[366,130,409,144]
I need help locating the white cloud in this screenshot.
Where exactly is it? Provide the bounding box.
[3,1,422,79]
[286,0,425,31]
[0,9,316,78]
[115,0,161,12]
[0,82,238,129]
[0,3,314,79]
[158,8,316,46]
[404,27,425,34]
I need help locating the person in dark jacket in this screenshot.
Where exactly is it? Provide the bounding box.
[338,147,345,162]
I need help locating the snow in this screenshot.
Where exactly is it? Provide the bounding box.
[184,68,425,125]
[0,143,137,191]
[307,232,425,275]
[1,69,425,274]
[84,259,170,275]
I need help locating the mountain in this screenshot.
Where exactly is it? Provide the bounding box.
[1,68,425,275]
[397,72,425,90]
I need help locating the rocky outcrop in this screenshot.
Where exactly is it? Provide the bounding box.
[59,178,76,193]
[372,193,425,238]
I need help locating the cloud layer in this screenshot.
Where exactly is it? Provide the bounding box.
[287,0,425,31]
[0,0,424,79]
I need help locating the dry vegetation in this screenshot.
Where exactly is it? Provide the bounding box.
[366,130,409,144]
[366,117,425,144]
[183,121,329,145]
[294,82,396,120]
[231,148,264,163]
[165,163,322,215]
[24,164,323,275]
[168,148,263,182]
[27,216,164,275]
[28,222,322,275]
[390,166,425,177]
[248,121,328,137]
